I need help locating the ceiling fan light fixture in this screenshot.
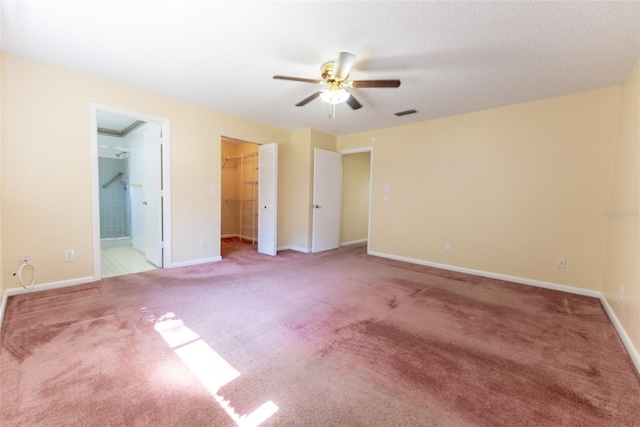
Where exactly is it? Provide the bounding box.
[320,87,350,105]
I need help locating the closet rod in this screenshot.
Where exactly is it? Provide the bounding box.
[223,152,258,161]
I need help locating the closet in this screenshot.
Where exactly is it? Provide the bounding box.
[221,138,260,244]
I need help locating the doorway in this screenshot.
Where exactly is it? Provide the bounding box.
[340,150,372,248]
[90,105,172,279]
[221,138,260,247]
[311,147,372,253]
[221,137,278,257]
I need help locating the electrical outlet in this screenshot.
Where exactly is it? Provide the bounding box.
[19,255,30,265]
[619,283,624,299]
[445,243,452,253]
[200,236,207,246]
[64,250,75,262]
[556,258,566,269]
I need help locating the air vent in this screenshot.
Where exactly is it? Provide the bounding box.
[394,109,417,117]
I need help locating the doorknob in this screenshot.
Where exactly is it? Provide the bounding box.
[142,201,148,205]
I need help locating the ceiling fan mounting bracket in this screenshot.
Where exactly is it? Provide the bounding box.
[321,61,346,85]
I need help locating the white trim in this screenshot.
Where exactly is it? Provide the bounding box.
[169,257,222,268]
[599,296,640,375]
[339,147,372,155]
[277,245,311,253]
[368,250,640,371]
[0,292,9,334]
[221,233,259,243]
[1,251,637,376]
[90,104,172,280]
[368,250,601,298]
[132,243,145,253]
[340,239,368,247]
[0,276,95,334]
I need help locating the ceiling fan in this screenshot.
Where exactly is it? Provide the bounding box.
[273,52,401,117]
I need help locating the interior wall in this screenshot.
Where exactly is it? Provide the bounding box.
[279,129,313,251]
[221,139,239,237]
[602,57,640,356]
[0,48,4,296]
[341,152,370,244]
[1,52,290,288]
[338,87,620,292]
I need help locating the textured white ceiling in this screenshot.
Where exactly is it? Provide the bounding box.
[2,1,639,136]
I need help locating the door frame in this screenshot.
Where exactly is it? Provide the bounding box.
[338,147,373,253]
[89,103,172,279]
[219,136,279,257]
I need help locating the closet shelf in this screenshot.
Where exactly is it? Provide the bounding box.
[222,152,258,161]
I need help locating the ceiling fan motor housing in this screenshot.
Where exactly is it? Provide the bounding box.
[321,61,346,85]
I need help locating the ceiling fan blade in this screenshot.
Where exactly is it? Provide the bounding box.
[334,52,356,80]
[273,75,323,84]
[350,79,401,88]
[296,91,322,107]
[345,94,362,110]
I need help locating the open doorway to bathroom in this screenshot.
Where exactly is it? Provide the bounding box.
[91,106,171,279]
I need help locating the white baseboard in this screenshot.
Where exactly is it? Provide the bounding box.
[599,296,640,375]
[132,243,145,253]
[169,256,222,268]
[2,250,637,377]
[368,250,640,374]
[340,239,367,247]
[277,245,311,253]
[368,250,600,298]
[221,233,257,243]
[0,276,95,334]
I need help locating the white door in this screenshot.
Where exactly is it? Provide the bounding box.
[258,143,278,256]
[144,125,163,267]
[312,148,342,253]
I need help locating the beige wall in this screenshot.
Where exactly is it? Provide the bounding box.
[1,53,290,288]
[280,129,313,250]
[341,152,370,244]
[221,139,240,237]
[338,87,620,291]
[602,57,640,354]
[276,129,337,252]
[0,50,3,295]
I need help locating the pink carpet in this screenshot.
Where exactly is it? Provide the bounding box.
[1,240,639,426]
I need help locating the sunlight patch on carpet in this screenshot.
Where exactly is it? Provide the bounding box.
[154,312,279,427]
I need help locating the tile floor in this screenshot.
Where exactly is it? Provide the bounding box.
[101,247,157,278]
